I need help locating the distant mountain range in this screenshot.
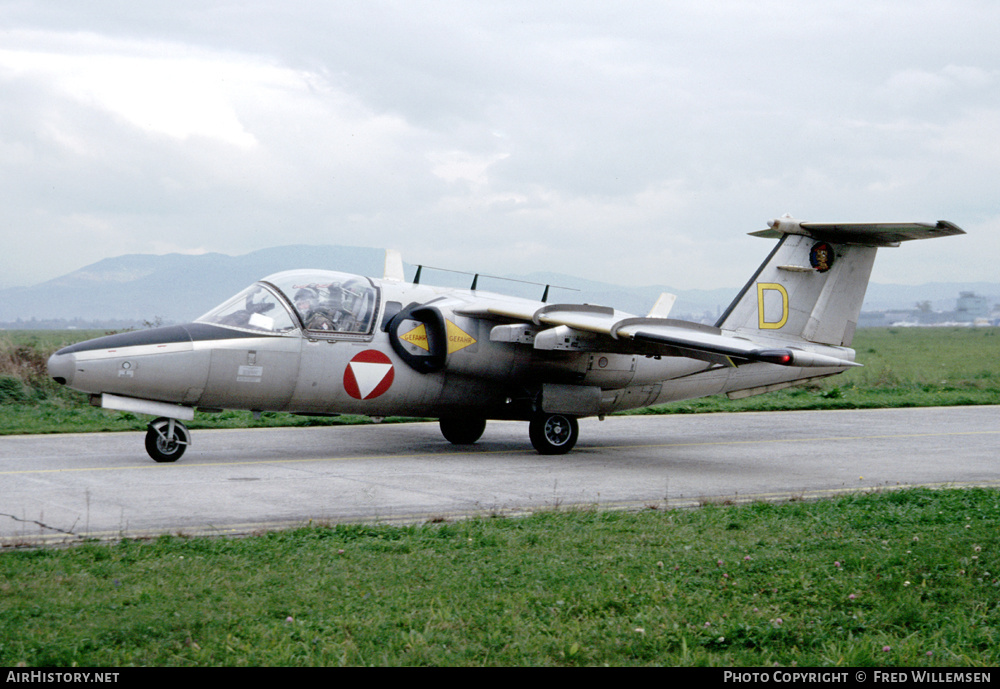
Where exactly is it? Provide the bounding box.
[1,245,997,327]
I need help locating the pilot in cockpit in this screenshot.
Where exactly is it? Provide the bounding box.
[290,278,375,333]
[294,287,338,331]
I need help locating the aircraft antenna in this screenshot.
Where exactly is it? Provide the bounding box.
[407,263,578,299]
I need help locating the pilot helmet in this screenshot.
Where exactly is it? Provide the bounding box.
[293,287,318,311]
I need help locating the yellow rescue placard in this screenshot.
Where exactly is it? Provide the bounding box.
[399,320,477,354]
[399,323,430,351]
[446,320,476,354]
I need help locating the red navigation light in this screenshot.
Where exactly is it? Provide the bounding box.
[755,350,794,365]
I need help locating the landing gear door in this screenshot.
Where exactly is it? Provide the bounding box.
[387,304,447,373]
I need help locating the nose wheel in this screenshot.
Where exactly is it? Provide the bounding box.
[529,413,579,455]
[145,417,191,463]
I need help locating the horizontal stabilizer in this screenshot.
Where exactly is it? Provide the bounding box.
[751,217,965,247]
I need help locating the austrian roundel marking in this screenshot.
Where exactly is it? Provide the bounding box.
[344,350,395,400]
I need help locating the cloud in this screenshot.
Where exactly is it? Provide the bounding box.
[0,29,442,279]
[0,3,998,292]
[0,33,256,147]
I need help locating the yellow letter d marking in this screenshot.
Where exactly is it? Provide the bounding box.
[756,283,788,330]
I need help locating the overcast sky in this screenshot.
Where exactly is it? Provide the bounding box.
[1,1,997,291]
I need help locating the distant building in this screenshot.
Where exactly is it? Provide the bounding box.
[859,292,998,327]
[955,292,990,323]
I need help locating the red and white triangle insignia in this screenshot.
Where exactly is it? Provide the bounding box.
[344,350,395,400]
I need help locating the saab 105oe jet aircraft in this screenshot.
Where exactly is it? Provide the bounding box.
[47,216,964,462]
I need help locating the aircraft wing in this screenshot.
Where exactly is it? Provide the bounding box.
[458,302,860,369]
[612,318,860,368]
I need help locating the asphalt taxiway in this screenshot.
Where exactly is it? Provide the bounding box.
[2,406,997,546]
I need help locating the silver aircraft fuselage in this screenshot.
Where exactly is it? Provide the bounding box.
[47,270,771,422]
[47,217,965,460]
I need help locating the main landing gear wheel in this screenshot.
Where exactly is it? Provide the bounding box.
[145,417,191,463]
[529,413,579,455]
[439,417,487,445]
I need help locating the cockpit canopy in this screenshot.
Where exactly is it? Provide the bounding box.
[197,270,380,336]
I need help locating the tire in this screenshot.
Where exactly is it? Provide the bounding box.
[529,414,579,455]
[145,417,191,463]
[439,417,487,445]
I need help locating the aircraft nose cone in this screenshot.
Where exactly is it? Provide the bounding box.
[47,351,75,386]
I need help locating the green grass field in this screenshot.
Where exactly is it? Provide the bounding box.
[2,327,998,434]
[1,488,997,666]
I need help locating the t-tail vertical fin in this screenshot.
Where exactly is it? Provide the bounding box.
[715,216,965,347]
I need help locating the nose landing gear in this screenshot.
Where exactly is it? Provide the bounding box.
[145,417,191,463]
